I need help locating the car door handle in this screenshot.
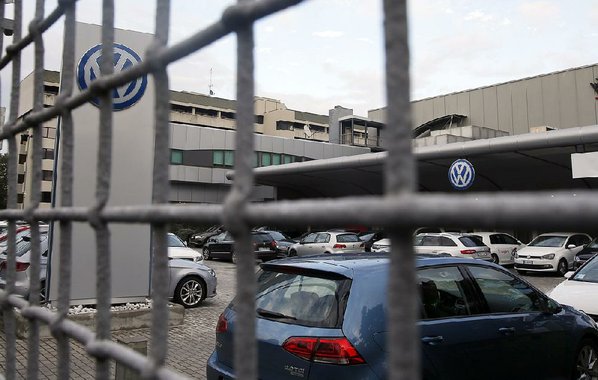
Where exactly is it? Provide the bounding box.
[421,336,444,345]
[498,327,515,336]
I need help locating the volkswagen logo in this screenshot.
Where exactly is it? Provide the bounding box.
[77,43,147,111]
[448,159,475,190]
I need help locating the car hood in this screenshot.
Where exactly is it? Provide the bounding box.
[549,280,598,315]
[517,246,563,255]
[168,246,202,260]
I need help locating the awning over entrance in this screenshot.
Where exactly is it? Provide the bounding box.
[247,125,598,198]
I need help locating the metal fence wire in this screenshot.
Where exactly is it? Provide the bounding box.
[0,0,595,379]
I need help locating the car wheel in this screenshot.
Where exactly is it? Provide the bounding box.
[491,254,499,264]
[174,276,206,308]
[231,250,237,264]
[557,259,569,276]
[573,338,598,380]
[202,247,211,260]
[289,249,297,257]
[40,281,46,304]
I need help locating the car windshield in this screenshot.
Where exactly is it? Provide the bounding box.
[359,232,375,241]
[571,257,598,282]
[167,234,186,248]
[528,235,566,248]
[587,239,598,249]
[251,268,351,328]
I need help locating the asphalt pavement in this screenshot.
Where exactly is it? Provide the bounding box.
[0,255,566,379]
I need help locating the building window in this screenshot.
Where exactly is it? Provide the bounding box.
[171,103,193,113]
[170,150,183,165]
[311,125,326,133]
[261,152,271,167]
[42,170,53,181]
[213,151,224,166]
[41,127,56,139]
[42,148,54,160]
[253,152,258,168]
[195,107,218,117]
[17,174,24,184]
[276,121,294,131]
[18,154,27,164]
[255,115,264,124]
[17,194,23,204]
[221,112,235,120]
[283,155,295,164]
[224,151,234,167]
[41,192,52,203]
[272,153,281,165]
[20,134,29,143]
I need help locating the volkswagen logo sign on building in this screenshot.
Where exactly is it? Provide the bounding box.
[449,159,475,190]
[77,43,147,111]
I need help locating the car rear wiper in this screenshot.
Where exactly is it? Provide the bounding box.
[256,308,297,320]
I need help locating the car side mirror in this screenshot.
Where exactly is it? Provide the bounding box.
[540,298,562,314]
[564,271,574,279]
[567,244,576,249]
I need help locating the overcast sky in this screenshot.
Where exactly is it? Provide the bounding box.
[3,0,598,118]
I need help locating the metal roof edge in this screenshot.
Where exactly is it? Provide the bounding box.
[243,124,598,178]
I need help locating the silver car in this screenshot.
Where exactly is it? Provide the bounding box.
[0,227,49,302]
[168,259,217,308]
[288,231,365,257]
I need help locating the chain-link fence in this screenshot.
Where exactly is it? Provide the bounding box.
[0,0,595,379]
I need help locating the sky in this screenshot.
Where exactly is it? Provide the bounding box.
[2,0,598,119]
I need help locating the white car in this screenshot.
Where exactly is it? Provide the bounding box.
[549,254,598,319]
[371,238,390,253]
[414,233,492,261]
[288,231,364,257]
[468,232,525,266]
[168,233,203,263]
[514,232,591,276]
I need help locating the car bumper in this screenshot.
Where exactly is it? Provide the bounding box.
[206,351,235,380]
[255,250,278,261]
[0,279,30,298]
[514,259,556,271]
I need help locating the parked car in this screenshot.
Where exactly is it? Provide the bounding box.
[515,232,592,276]
[358,231,386,252]
[371,238,390,253]
[468,232,525,266]
[574,237,598,270]
[168,258,217,308]
[167,233,203,263]
[207,254,598,379]
[261,230,296,258]
[0,227,49,302]
[202,231,278,263]
[188,225,225,247]
[414,233,492,261]
[288,231,364,257]
[549,254,598,320]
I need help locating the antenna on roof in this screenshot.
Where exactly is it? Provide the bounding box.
[209,68,215,96]
[303,124,313,138]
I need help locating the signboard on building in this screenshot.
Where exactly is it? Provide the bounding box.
[448,159,475,190]
[49,23,155,304]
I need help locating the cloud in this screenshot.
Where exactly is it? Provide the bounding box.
[464,10,494,22]
[518,1,560,27]
[312,31,345,38]
[357,38,374,45]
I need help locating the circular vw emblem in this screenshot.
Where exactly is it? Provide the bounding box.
[448,159,475,190]
[77,43,147,111]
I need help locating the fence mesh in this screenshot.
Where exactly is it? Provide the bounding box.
[0,0,592,379]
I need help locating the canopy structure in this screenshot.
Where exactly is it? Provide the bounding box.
[244,125,598,198]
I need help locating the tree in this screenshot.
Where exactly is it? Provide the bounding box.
[0,153,7,209]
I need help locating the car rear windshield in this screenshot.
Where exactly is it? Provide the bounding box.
[252,267,351,328]
[459,236,484,247]
[336,234,359,243]
[252,233,273,243]
[167,234,185,247]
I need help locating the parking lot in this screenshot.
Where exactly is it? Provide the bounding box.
[0,254,569,379]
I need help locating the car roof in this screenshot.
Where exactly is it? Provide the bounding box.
[261,253,487,279]
[535,232,588,237]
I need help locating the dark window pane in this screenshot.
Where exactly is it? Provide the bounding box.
[171,150,183,165]
[418,266,472,319]
[213,151,224,166]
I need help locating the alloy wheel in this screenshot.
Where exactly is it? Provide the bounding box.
[178,278,204,308]
[576,344,598,380]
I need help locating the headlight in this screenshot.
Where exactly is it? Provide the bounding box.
[541,253,555,260]
[574,255,581,262]
[194,256,202,263]
[208,268,216,277]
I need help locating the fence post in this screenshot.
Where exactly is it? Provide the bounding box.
[114,336,148,380]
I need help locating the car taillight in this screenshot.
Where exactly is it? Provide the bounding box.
[283,337,365,365]
[460,249,476,254]
[0,261,29,271]
[333,244,346,249]
[216,313,228,333]
[271,241,277,249]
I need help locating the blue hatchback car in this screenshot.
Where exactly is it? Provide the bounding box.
[207,254,598,379]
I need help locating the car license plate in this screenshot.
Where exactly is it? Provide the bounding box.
[258,247,270,251]
[524,260,533,264]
